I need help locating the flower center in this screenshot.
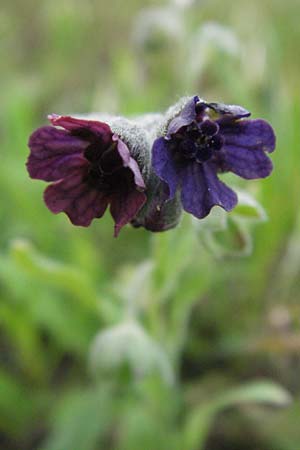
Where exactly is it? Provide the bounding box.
[84,140,125,193]
[170,120,224,164]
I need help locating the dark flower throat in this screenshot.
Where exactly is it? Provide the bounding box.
[83,138,132,194]
[169,118,224,165]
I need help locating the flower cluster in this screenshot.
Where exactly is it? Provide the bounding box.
[27,96,276,236]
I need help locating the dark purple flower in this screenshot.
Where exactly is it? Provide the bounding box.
[152,96,275,219]
[27,115,146,236]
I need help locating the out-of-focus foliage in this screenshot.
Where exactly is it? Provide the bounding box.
[1,0,300,449]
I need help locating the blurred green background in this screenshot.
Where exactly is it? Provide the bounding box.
[1,0,300,449]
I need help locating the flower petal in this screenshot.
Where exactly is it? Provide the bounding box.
[152,137,180,199]
[220,119,276,153]
[180,162,238,218]
[44,170,109,226]
[167,96,198,137]
[27,126,88,181]
[216,145,273,179]
[112,135,145,190]
[207,102,251,119]
[110,189,146,237]
[49,114,112,145]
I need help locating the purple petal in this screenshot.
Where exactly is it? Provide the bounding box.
[112,135,145,190]
[27,126,88,181]
[110,189,146,237]
[152,137,180,199]
[180,162,238,218]
[167,96,199,137]
[216,146,273,179]
[49,114,112,145]
[220,119,276,153]
[44,170,109,226]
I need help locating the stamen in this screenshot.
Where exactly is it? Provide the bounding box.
[199,120,219,137]
[171,118,223,165]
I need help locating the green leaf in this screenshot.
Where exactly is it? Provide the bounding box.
[202,217,252,258]
[191,207,228,233]
[118,404,175,450]
[215,381,292,408]
[183,380,291,450]
[40,386,114,450]
[114,261,154,315]
[10,239,99,312]
[233,190,267,223]
[0,370,38,436]
[152,215,196,301]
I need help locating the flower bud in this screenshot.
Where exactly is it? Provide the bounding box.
[131,171,182,232]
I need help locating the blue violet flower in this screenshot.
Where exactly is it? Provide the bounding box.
[152,96,276,219]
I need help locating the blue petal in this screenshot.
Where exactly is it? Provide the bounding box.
[167,96,198,137]
[220,119,276,153]
[180,162,238,218]
[217,145,273,179]
[207,102,251,118]
[152,137,180,199]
